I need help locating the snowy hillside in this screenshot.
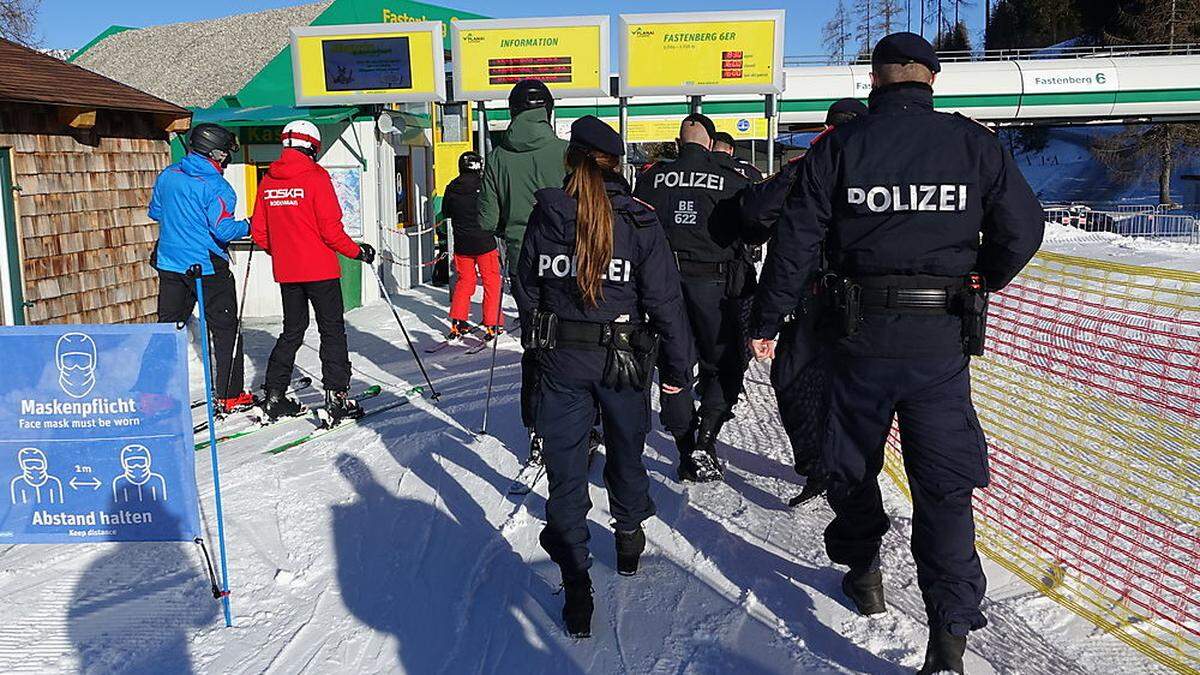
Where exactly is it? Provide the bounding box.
[0,271,1178,674]
[1004,127,1200,207]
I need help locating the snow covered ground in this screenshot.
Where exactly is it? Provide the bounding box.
[0,276,1177,674]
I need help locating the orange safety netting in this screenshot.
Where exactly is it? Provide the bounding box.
[883,251,1200,673]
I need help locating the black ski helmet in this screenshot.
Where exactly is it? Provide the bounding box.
[507,79,554,118]
[458,151,483,174]
[187,123,240,167]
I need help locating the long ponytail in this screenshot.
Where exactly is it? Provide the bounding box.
[565,145,619,308]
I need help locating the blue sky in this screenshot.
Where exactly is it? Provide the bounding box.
[39,0,986,55]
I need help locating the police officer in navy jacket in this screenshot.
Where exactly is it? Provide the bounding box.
[750,33,1043,674]
[634,114,752,483]
[514,115,692,639]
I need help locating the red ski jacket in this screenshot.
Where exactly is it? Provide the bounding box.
[251,148,361,283]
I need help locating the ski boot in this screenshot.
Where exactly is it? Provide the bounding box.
[561,571,594,638]
[614,525,646,576]
[842,560,887,616]
[528,433,545,466]
[917,628,967,675]
[217,391,256,415]
[484,324,504,341]
[319,389,364,428]
[445,320,471,341]
[260,387,304,423]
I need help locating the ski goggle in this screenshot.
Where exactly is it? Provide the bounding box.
[123,456,150,469]
[20,458,46,471]
[59,351,95,370]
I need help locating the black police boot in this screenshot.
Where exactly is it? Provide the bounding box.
[320,389,364,428]
[561,571,594,638]
[614,526,646,576]
[842,563,887,616]
[528,433,544,466]
[674,426,703,482]
[689,420,725,482]
[788,472,829,507]
[260,387,304,422]
[917,628,967,675]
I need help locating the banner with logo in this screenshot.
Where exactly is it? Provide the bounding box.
[0,324,200,544]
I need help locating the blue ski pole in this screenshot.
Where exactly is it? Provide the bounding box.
[188,264,234,627]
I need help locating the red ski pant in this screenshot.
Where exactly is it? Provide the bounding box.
[450,250,502,327]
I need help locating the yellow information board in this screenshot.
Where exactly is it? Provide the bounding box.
[451,17,609,101]
[291,22,446,105]
[619,10,785,97]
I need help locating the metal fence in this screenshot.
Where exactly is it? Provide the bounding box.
[784,42,1200,67]
[1044,204,1200,245]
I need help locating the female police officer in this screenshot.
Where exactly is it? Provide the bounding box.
[514,115,692,638]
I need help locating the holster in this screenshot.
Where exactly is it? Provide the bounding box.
[955,274,989,356]
[819,274,863,339]
[530,311,558,350]
[603,324,661,392]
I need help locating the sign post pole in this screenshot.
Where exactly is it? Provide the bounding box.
[189,265,234,628]
[477,101,487,161]
[766,93,777,175]
[690,96,702,114]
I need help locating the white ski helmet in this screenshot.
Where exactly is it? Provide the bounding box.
[281,120,321,155]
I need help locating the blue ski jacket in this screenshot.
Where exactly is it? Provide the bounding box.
[148,153,250,275]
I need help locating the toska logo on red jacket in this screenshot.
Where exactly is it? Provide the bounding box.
[263,187,306,203]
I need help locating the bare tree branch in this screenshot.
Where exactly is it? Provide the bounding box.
[0,0,42,47]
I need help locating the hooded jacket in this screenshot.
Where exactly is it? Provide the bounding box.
[251,148,362,283]
[441,171,496,256]
[479,108,568,268]
[148,153,249,275]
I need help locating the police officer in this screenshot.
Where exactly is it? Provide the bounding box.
[740,98,868,506]
[514,116,692,639]
[480,79,570,464]
[711,131,764,181]
[750,33,1043,674]
[635,114,752,483]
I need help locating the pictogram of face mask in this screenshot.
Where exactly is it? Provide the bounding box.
[55,333,97,398]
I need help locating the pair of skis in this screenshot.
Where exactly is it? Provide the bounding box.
[192,377,314,434]
[195,384,419,454]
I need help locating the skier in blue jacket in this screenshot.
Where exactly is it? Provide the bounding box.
[149,123,253,412]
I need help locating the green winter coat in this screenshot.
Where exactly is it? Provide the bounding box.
[478,108,568,269]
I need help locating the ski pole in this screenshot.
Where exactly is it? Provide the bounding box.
[480,239,506,435]
[188,264,234,628]
[369,262,441,401]
[221,244,254,401]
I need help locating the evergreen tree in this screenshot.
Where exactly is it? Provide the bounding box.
[1085,0,1200,202]
[935,19,973,50]
[986,0,1083,50]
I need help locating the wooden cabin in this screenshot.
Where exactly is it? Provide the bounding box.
[0,38,190,325]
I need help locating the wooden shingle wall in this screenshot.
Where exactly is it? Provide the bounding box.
[0,103,172,324]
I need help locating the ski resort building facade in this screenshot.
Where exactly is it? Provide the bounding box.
[0,38,190,326]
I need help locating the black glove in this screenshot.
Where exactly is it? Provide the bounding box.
[356,242,376,264]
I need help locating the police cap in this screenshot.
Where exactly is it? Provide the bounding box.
[711,131,737,148]
[570,115,625,157]
[825,98,868,125]
[871,32,941,74]
[681,113,716,140]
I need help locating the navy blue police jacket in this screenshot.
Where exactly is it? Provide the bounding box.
[634,143,750,264]
[752,82,1044,357]
[514,173,694,388]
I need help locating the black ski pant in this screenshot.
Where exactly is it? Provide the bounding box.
[157,267,244,398]
[659,275,746,438]
[769,315,831,477]
[822,354,989,635]
[265,279,352,392]
[537,360,655,578]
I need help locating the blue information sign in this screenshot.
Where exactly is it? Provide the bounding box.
[0,324,201,543]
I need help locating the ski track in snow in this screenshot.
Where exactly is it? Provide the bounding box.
[0,285,1173,674]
